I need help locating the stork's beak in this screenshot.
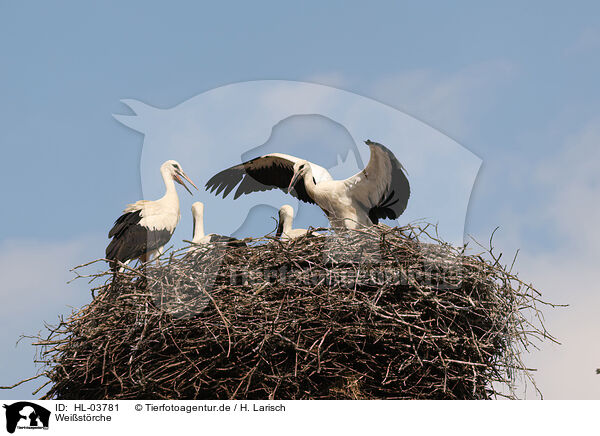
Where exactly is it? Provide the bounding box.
[287,171,301,194]
[174,170,198,195]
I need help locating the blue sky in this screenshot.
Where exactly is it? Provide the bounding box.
[1,1,599,399]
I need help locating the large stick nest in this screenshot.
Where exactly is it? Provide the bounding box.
[33,224,554,399]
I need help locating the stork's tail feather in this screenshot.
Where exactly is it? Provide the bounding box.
[105,239,122,271]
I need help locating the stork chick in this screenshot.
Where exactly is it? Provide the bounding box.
[189,201,246,249]
[276,204,309,241]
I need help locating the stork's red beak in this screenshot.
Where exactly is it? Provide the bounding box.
[175,170,198,195]
[287,171,301,194]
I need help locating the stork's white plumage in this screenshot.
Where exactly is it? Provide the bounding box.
[206,140,410,229]
[189,201,246,249]
[106,160,197,270]
[276,205,309,241]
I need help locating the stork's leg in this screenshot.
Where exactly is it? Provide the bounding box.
[145,246,164,265]
[154,246,164,264]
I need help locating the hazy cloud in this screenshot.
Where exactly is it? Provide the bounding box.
[534,119,600,250]
[482,118,600,399]
[0,236,101,398]
[566,27,600,55]
[367,60,516,138]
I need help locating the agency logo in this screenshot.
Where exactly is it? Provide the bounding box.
[3,402,50,434]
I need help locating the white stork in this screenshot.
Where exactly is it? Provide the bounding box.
[189,201,246,249]
[206,140,410,229]
[106,160,197,270]
[276,205,310,241]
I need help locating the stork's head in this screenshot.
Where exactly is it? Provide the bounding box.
[288,160,311,194]
[161,160,198,195]
[191,201,204,218]
[278,204,294,222]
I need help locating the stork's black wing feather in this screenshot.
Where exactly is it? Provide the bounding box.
[106,210,172,269]
[365,140,411,224]
[108,210,142,239]
[205,155,316,204]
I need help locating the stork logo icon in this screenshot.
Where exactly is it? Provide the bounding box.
[2,402,50,433]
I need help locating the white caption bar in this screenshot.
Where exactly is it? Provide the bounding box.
[2,400,597,436]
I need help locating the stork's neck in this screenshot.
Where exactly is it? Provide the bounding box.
[281,215,292,233]
[160,167,180,207]
[302,167,320,202]
[192,209,205,242]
